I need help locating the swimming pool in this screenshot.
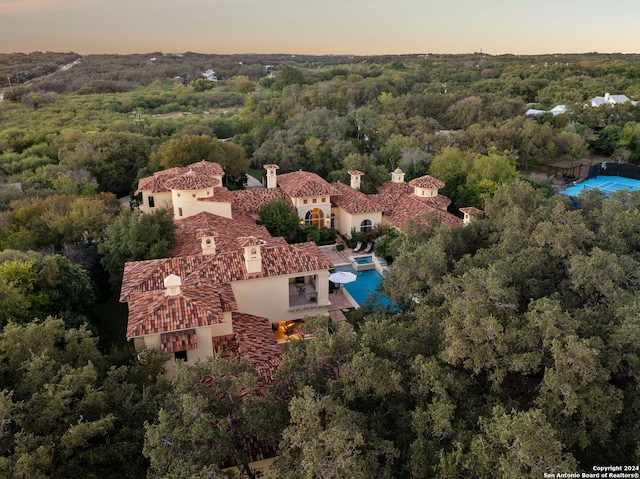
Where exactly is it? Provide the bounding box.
[353,255,373,265]
[334,264,392,308]
[560,175,640,197]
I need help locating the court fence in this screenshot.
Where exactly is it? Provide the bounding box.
[588,162,640,180]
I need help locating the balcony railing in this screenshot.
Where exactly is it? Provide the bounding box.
[289,290,318,307]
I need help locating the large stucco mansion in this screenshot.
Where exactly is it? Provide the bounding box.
[119,161,474,473]
[124,160,478,374]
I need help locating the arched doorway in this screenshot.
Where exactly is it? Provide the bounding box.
[305,208,324,230]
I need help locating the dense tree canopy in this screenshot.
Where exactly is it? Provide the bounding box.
[2,51,640,478]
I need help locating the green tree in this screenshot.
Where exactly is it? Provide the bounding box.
[0,251,95,328]
[258,199,302,243]
[0,318,168,479]
[59,132,151,195]
[273,65,305,91]
[98,208,176,290]
[148,134,223,171]
[144,357,283,479]
[270,386,398,479]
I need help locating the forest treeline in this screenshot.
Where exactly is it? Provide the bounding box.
[1,51,640,477]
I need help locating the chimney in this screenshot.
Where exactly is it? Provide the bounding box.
[164,274,182,296]
[391,167,405,183]
[264,164,279,189]
[201,235,218,255]
[348,170,363,190]
[239,236,266,274]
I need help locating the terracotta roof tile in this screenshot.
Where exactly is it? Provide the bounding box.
[163,169,220,190]
[330,181,379,214]
[136,161,224,194]
[408,175,445,189]
[161,329,197,352]
[229,188,292,216]
[208,312,283,392]
[170,212,281,257]
[188,160,224,176]
[277,171,337,197]
[460,206,483,215]
[238,236,267,248]
[125,281,227,338]
[121,242,333,302]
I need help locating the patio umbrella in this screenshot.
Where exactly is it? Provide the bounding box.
[329,271,357,284]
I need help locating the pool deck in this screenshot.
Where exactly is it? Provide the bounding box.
[320,240,359,321]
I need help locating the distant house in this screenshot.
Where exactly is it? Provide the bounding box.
[591,92,637,107]
[202,69,219,82]
[525,104,568,116]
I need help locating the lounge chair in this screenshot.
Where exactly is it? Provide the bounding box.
[353,242,362,252]
[363,242,373,254]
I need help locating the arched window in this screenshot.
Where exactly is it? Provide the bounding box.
[305,208,324,230]
[360,219,372,232]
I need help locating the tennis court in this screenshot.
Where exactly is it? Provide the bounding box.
[560,175,640,197]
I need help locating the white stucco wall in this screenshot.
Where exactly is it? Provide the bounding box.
[138,191,172,214]
[171,188,232,219]
[333,208,382,237]
[231,272,330,323]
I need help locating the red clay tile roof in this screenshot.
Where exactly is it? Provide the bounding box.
[371,180,461,229]
[163,169,220,190]
[188,160,225,176]
[330,181,379,214]
[277,171,337,197]
[125,281,227,338]
[170,212,282,257]
[408,175,445,189]
[208,312,283,392]
[161,329,197,352]
[120,241,334,302]
[460,206,483,215]
[382,194,462,229]
[136,168,183,194]
[238,236,267,248]
[136,161,224,194]
[263,164,280,170]
[347,169,364,176]
[228,188,292,216]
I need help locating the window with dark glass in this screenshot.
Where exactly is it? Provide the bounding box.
[360,219,372,232]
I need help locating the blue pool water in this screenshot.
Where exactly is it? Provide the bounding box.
[334,264,392,308]
[561,175,640,197]
[353,255,373,265]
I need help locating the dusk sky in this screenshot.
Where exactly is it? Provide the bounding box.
[1,0,640,56]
